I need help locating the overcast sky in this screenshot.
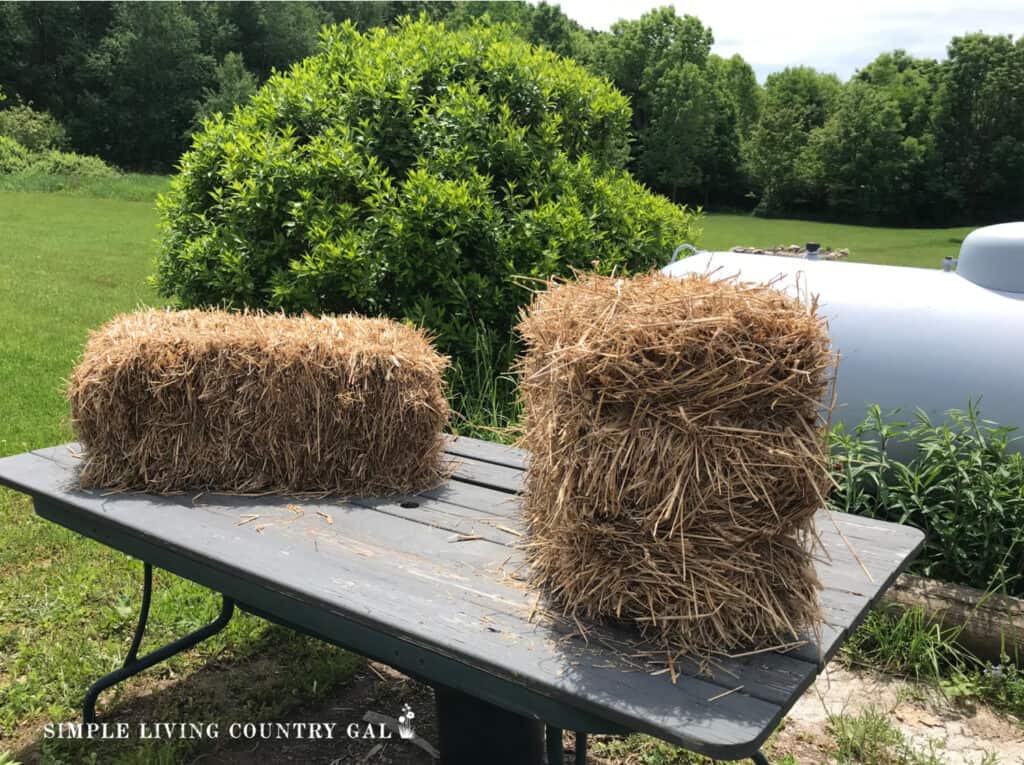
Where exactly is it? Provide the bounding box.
[556,1,1024,81]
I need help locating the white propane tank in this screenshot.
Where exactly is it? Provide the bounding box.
[661,223,1024,452]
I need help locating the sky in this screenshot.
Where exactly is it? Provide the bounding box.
[556,0,1024,81]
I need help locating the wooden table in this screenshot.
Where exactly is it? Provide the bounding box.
[0,436,923,764]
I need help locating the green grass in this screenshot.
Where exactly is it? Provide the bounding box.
[0,190,361,763]
[841,605,1024,722]
[701,214,974,269]
[0,172,169,203]
[826,707,957,765]
[0,191,159,453]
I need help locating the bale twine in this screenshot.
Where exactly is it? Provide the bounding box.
[68,309,450,495]
[516,271,835,657]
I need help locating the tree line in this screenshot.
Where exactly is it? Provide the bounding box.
[2,1,1022,225]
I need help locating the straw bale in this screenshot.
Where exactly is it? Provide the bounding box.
[516,271,834,656]
[68,309,449,495]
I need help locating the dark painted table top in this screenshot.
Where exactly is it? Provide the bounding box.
[0,436,923,758]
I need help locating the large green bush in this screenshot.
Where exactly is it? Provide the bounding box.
[830,404,1024,595]
[155,18,700,361]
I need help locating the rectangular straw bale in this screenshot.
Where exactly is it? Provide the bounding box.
[516,271,836,658]
[67,309,450,495]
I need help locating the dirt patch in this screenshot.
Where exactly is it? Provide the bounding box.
[774,662,1024,764]
[201,663,437,765]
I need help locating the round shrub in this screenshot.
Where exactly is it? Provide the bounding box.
[155,18,701,362]
[0,136,30,174]
[0,103,68,152]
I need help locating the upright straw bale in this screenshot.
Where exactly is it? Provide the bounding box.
[516,271,835,656]
[67,309,450,495]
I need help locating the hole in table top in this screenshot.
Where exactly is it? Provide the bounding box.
[400,501,419,509]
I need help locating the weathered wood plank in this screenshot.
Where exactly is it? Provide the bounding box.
[445,434,529,469]
[449,454,523,493]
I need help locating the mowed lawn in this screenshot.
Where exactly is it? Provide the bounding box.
[0,192,158,453]
[702,213,975,269]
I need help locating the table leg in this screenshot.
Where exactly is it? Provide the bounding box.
[574,731,588,764]
[435,686,545,764]
[546,725,564,763]
[82,562,235,723]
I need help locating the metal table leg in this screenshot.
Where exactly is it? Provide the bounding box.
[83,562,235,723]
[435,685,545,764]
[546,725,564,763]
[575,731,588,764]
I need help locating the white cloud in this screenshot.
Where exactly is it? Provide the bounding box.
[555,0,1024,80]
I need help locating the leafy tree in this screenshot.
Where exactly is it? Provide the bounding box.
[218,1,322,79]
[931,33,1024,222]
[0,2,113,122]
[745,67,840,215]
[804,82,928,222]
[191,52,258,131]
[591,7,713,133]
[587,8,751,207]
[709,54,761,141]
[639,62,740,206]
[155,19,699,364]
[855,50,938,139]
[76,2,214,170]
[525,2,578,57]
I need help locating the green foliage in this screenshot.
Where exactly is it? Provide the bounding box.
[3,3,1024,226]
[77,2,215,170]
[155,18,699,363]
[803,82,932,223]
[854,50,939,139]
[190,51,259,131]
[639,59,741,205]
[830,404,1024,595]
[0,101,68,151]
[744,66,841,216]
[26,148,118,178]
[446,326,520,443]
[932,33,1024,222]
[215,1,322,79]
[841,606,974,683]
[828,708,904,765]
[0,135,31,174]
[585,7,744,206]
[843,607,1024,721]
[972,659,1024,714]
[711,54,762,140]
